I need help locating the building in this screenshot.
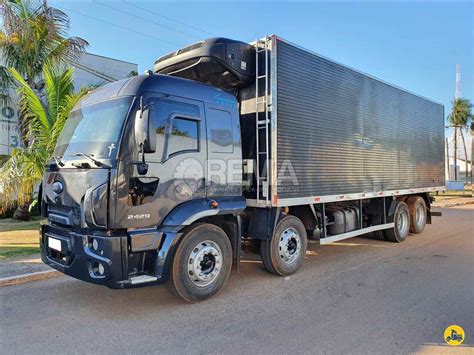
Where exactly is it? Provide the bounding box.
[0,53,138,156]
[446,133,472,183]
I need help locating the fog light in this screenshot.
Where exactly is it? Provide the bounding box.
[98,263,105,276]
[93,262,105,276]
[92,238,99,251]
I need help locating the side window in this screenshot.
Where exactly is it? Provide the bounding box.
[146,98,200,162]
[167,117,199,157]
[147,100,168,162]
[207,108,233,153]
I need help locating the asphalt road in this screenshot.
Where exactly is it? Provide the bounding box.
[1,206,473,354]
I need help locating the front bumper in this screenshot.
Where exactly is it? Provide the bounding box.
[40,224,181,289]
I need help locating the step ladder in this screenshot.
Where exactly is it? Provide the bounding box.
[255,36,271,203]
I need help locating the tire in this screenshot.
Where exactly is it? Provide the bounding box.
[383,201,410,243]
[260,215,307,276]
[370,213,385,241]
[406,196,427,234]
[170,223,232,302]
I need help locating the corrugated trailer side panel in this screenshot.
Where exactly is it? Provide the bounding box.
[275,38,444,199]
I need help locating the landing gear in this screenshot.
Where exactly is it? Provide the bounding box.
[260,215,307,276]
[170,223,232,302]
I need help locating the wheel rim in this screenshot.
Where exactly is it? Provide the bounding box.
[397,209,409,236]
[278,227,301,265]
[187,240,222,287]
[415,203,425,227]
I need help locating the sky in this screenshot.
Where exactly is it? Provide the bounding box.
[50,1,473,155]
[50,1,473,107]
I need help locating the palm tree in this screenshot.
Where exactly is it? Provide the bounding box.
[447,98,473,180]
[0,0,88,136]
[0,64,85,217]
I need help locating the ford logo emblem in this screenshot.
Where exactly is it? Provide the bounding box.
[52,181,64,194]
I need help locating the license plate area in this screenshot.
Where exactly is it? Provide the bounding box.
[45,232,72,265]
[48,236,62,252]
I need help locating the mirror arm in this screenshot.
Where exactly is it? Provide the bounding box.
[137,143,149,175]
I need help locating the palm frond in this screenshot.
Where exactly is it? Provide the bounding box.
[0,65,14,106]
[44,65,73,125]
[1,63,82,208]
[447,98,473,128]
[9,67,49,130]
[1,0,89,83]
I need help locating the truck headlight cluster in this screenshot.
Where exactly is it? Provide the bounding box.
[84,183,108,229]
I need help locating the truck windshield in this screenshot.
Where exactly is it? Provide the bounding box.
[54,97,133,161]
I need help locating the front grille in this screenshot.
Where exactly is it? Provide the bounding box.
[47,203,81,226]
[48,204,71,214]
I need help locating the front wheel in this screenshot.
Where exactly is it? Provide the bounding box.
[170,223,232,302]
[383,201,410,243]
[260,215,307,276]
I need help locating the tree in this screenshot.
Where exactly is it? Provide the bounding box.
[0,65,85,217]
[0,0,88,137]
[447,98,473,180]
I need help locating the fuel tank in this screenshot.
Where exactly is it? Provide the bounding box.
[327,207,359,235]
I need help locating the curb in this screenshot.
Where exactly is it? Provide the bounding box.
[0,270,62,287]
[432,200,474,208]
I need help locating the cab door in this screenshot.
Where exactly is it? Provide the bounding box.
[115,94,207,229]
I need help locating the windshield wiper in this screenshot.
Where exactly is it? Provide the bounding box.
[67,153,110,168]
[51,155,65,167]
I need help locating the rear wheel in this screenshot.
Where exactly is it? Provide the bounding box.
[170,223,232,302]
[383,201,410,243]
[406,196,427,234]
[260,215,307,276]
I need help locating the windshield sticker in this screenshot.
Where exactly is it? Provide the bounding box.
[107,143,116,157]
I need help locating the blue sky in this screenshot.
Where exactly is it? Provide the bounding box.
[51,0,473,115]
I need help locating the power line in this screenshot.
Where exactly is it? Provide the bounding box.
[124,0,215,37]
[95,1,202,40]
[73,62,118,83]
[57,5,180,47]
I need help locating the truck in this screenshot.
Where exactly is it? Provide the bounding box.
[40,36,445,302]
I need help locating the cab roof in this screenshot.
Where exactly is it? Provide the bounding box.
[75,73,238,109]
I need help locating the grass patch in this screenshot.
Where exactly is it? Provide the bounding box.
[0,216,44,232]
[0,247,40,259]
[0,222,42,260]
[431,188,473,199]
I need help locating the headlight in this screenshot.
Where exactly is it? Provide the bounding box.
[84,183,108,228]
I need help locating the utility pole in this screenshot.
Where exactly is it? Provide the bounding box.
[446,138,450,180]
[471,122,474,189]
[455,64,461,100]
[452,64,461,180]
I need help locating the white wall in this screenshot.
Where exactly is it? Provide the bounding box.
[73,53,137,89]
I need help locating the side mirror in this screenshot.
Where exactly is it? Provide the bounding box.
[134,108,156,153]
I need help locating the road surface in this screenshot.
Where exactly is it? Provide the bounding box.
[1,206,473,354]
